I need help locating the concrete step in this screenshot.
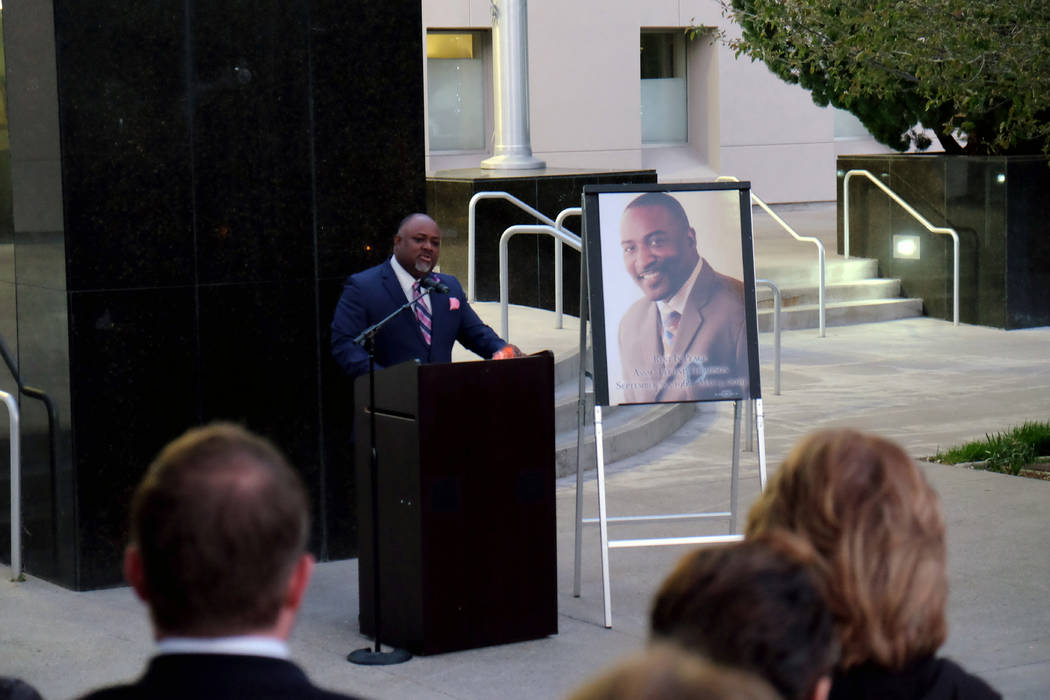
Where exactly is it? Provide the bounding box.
[555,385,594,434]
[755,254,877,286]
[757,278,902,308]
[554,402,697,478]
[550,372,702,474]
[758,297,923,331]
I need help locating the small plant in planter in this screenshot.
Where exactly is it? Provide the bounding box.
[932,421,1050,478]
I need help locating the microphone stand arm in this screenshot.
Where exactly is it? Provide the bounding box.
[348,287,429,666]
[352,288,430,347]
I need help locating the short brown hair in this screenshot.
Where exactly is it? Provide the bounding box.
[567,645,781,700]
[649,532,836,700]
[746,429,947,669]
[130,422,310,636]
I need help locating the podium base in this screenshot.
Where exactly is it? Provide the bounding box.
[347,646,413,665]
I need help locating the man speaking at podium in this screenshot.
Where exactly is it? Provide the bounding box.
[331,213,520,378]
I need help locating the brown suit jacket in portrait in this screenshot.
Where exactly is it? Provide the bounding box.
[617,259,749,404]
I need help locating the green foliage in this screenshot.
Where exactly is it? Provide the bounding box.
[984,437,1036,476]
[933,421,1050,476]
[724,0,1050,155]
[1011,420,1050,456]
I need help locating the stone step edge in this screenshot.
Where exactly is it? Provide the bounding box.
[758,297,923,314]
[756,278,899,300]
[755,257,878,284]
[553,402,697,478]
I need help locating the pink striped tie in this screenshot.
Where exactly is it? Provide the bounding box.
[663,310,681,349]
[412,280,432,346]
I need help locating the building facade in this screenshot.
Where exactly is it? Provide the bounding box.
[422,0,892,203]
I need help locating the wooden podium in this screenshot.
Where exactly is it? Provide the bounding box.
[354,352,557,655]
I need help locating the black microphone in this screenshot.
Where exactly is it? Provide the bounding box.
[420,276,450,294]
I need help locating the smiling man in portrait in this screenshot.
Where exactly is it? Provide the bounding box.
[617,192,749,403]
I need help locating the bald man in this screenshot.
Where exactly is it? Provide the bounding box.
[331,213,518,378]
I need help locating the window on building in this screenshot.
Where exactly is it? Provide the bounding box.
[640,31,687,144]
[427,31,486,152]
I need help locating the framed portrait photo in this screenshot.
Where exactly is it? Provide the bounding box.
[582,182,761,407]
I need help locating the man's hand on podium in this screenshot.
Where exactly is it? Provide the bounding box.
[491,344,524,360]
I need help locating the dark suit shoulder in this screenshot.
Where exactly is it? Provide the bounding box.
[433,271,465,295]
[78,655,364,700]
[345,260,392,285]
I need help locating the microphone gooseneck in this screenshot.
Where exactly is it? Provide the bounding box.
[420,276,451,295]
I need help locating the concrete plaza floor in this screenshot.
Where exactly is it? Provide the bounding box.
[3,313,1049,699]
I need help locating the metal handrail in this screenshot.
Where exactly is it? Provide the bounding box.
[843,169,959,326]
[0,334,61,579]
[756,279,781,396]
[3,390,20,581]
[745,280,781,453]
[553,207,582,329]
[499,224,582,341]
[468,191,563,302]
[717,176,826,337]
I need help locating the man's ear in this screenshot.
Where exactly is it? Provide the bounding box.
[284,553,316,612]
[811,675,832,700]
[686,227,698,247]
[124,545,149,603]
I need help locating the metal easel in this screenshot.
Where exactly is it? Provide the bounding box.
[571,232,768,628]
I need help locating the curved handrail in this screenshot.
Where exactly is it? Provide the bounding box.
[2,390,20,581]
[553,207,582,329]
[755,279,781,396]
[0,334,60,578]
[843,169,959,326]
[499,224,582,340]
[716,176,826,337]
[468,191,561,301]
[745,280,782,454]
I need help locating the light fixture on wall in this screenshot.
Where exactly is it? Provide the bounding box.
[893,234,921,260]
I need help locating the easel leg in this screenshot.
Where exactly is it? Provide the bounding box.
[573,404,585,597]
[755,398,768,491]
[743,398,753,452]
[574,235,591,598]
[594,405,612,628]
[730,400,742,534]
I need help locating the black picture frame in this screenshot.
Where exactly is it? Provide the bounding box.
[582,182,761,406]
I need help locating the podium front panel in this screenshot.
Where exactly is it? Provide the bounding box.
[355,353,556,654]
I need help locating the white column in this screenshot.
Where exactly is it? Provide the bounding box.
[481,0,545,170]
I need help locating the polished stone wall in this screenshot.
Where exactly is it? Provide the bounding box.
[836,154,1050,330]
[3,0,425,588]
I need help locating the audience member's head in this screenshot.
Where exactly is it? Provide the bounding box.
[567,645,782,700]
[124,422,314,639]
[650,533,836,700]
[746,429,947,671]
[0,677,43,700]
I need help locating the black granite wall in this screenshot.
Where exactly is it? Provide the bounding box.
[836,154,1050,330]
[5,0,424,589]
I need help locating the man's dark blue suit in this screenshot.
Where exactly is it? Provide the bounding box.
[331,259,506,378]
[78,654,360,700]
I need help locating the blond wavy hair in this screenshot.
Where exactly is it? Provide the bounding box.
[746,429,947,670]
[567,644,781,700]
